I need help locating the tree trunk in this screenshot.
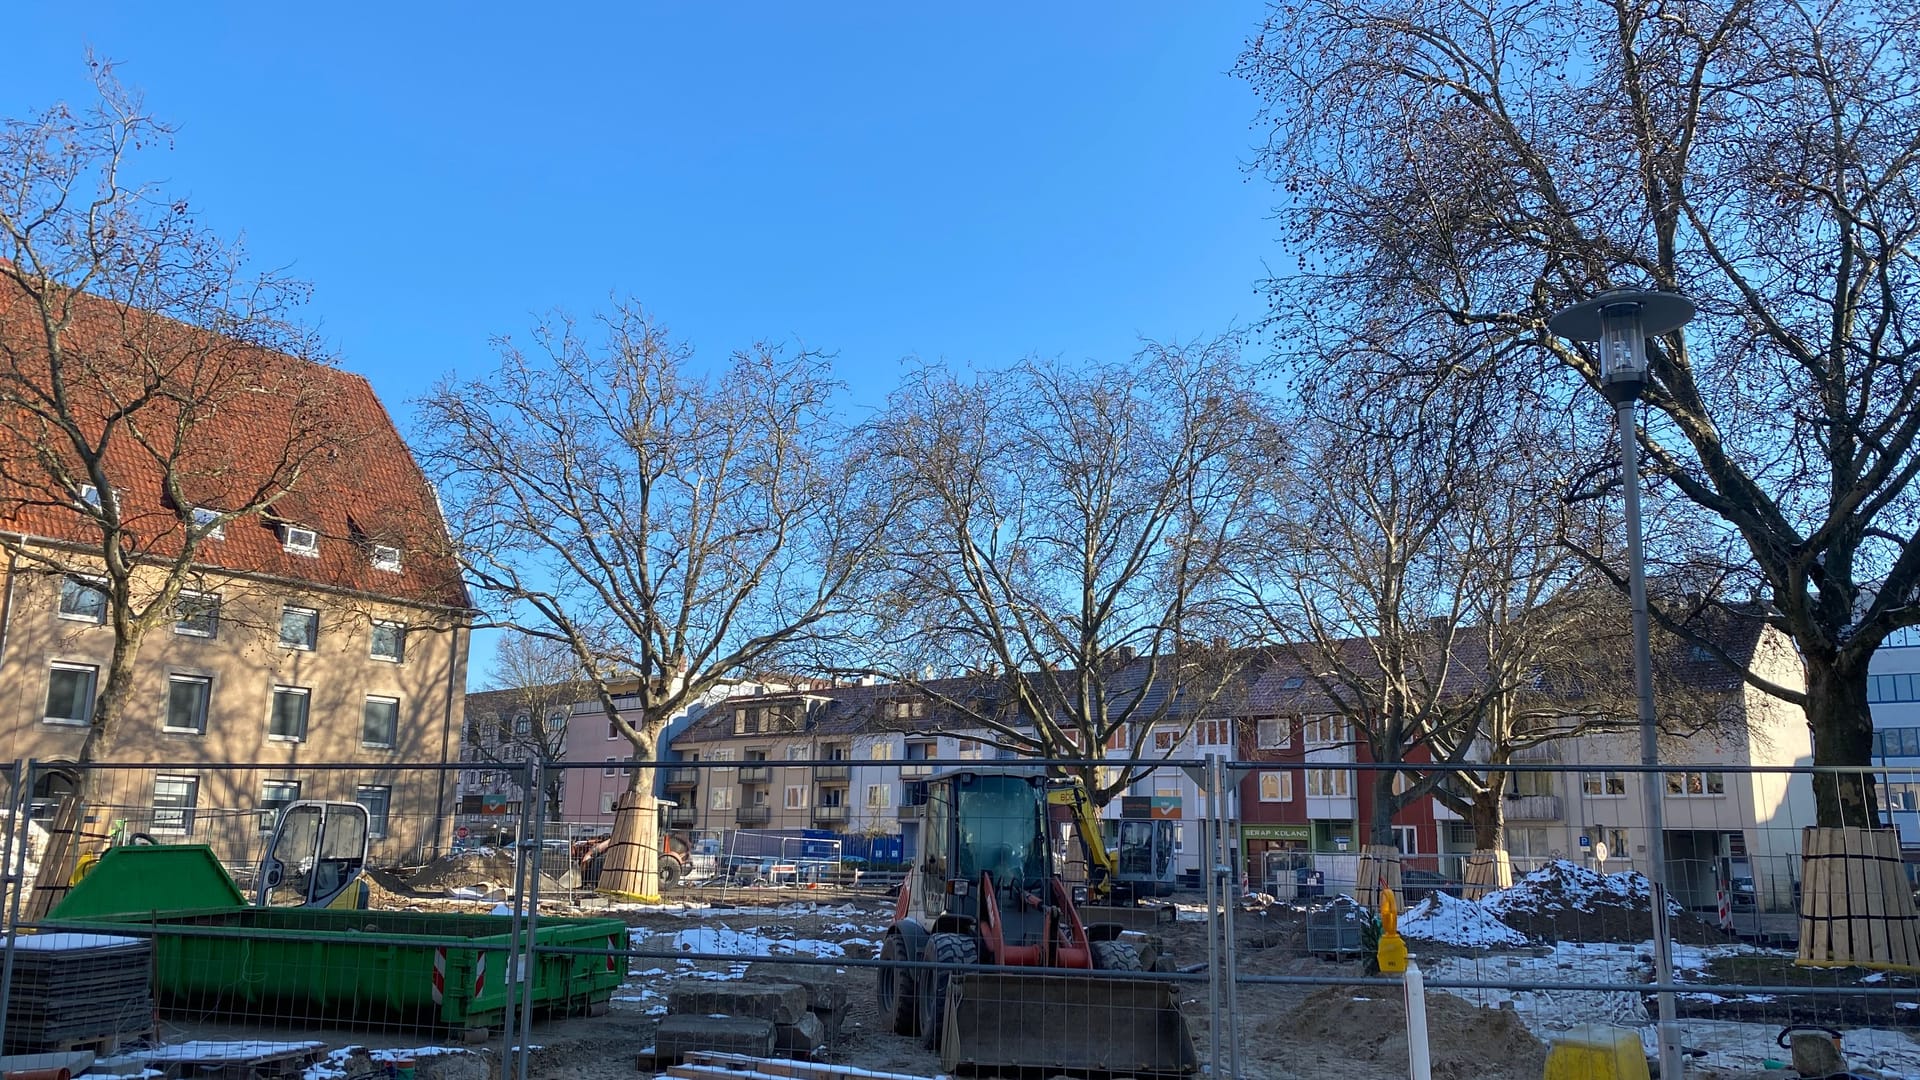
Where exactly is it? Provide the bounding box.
[1805,655,1877,829]
[1367,767,1397,848]
[598,786,661,902]
[1460,782,1512,899]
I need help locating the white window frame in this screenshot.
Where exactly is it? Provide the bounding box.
[279,606,319,650]
[709,785,735,811]
[356,785,392,838]
[282,524,320,557]
[260,779,301,832]
[1394,825,1419,854]
[1582,771,1628,797]
[1256,717,1288,750]
[1666,770,1727,797]
[268,685,311,742]
[152,774,199,835]
[600,792,619,815]
[370,620,406,663]
[164,674,212,735]
[370,544,403,573]
[1258,771,1292,802]
[362,695,400,749]
[1153,729,1178,752]
[866,784,893,809]
[784,785,809,810]
[191,506,226,540]
[1307,769,1349,797]
[788,745,810,761]
[173,591,221,638]
[57,577,108,624]
[604,757,618,777]
[44,662,97,726]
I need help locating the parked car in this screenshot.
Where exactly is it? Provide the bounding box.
[1397,869,1463,902]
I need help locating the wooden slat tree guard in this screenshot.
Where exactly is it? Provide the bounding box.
[1797,826,1920,970]
[1356,845,1402,909]
[1463,849,1513,900]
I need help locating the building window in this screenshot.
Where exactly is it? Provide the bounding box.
[866,784,893,809]
[788,744,810,761]
[1869,673,1920,703]
[1665,771,1726,797]
[57,577,108,623]
[600,793,619,814]
[708,786,734,811]
[165,675,212,734]
[363,696,399,748]
[887,699,927,721]
[190,506,225,540]
[78,483,101,508]
[785,785,809,810]
[1305,716,1348,744]
[957,738,982,760]
[279,606,319,650]
[1582,771,1627,797]
[1258,771,1292,802]
[260,779,301,832]
[356,786,391,838]
[514,712,531,735]
[868,742,894,761]
[1394,825,1419,854]
[1875,728,1920,758]
[1513,770,1554,797]
[370,544,403,573]
[1153,729,1178,752]
[44,663,96,725]
[1256,718,1288,750]
[546,710,567,734]
[1306,770,1349,797]
[1881,783,1920,814]
[282,524,320,557]
[152,775,199,835]
[1506,826,1553,859]
[269,686,311,741]
[1886,627,1920,649]
[604,757,618,777]
[608,718,620,740]
[1196,719,1231,746]
[370,621,406,663]
[174,592,220,638]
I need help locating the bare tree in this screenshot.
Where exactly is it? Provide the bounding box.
[856,345,1260,804]
[414,304,895,898]
[1238,0,1920,828]
[0,62,354,914]
[465,632,591,817]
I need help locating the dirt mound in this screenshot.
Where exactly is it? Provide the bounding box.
[408,849,515,891]
[1272,985,1546,1080]
[1483,860,1724,944]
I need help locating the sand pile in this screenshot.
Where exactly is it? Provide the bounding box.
[1270,985,1547,1080]
[408,848,515,891]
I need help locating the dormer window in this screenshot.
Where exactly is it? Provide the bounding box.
[79,484,100,507]
[281,524,320,557]
[191,507,225,541]
[370,544,403,573]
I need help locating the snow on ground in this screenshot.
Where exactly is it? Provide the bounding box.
[303,1045,465,1080]
[1398,892,1530,948]
[1482,860,1682,918]
[1418,940,1920,1080]
[630,924,847,958]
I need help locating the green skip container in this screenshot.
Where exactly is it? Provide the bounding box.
[43,845,629,1032]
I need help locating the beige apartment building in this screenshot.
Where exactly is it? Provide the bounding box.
[0,284,471,868]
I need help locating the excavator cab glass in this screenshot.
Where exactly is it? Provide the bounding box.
[257,801,370,908]
[952,773,1048,903]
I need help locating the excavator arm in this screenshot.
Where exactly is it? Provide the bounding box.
[1045,778,1116,902]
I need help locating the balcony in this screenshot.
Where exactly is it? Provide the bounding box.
[665,806,697,827]
[1505,794,1563,821]
[813,763,851,782]
[900,762,936,780]
[896,803,922,820]
[738,765,773,784]
[812,804,849,825]
[736,806,772,826]
[664,767,700,789]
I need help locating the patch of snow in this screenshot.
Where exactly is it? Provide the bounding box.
[1483,860,1682,918]
[638,924,847,958]
[1399,892,1530,948]
[7,932,147,950]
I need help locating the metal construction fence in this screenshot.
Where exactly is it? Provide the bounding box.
[1,755,1918,1079]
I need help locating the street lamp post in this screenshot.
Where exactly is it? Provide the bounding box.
[1550,288,1696,1080]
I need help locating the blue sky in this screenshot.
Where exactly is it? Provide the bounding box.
[6,5,1278,418]
[7,5,1282,682]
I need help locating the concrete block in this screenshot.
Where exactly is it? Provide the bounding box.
[651,1015,776,1064]
[666,980,809,1025]
[742,963,849,1014]
[773,1011,827,1055]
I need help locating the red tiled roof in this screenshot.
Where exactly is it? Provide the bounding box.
[0,277,468,610]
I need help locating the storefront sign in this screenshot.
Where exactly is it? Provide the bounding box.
[1149,795,1182,820]
[1241,824,1311,842]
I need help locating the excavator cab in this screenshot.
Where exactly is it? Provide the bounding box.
[257,801,371,909]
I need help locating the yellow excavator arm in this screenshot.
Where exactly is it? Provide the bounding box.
[1046,777,1116,901]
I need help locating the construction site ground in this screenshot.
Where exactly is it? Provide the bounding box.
[145,881,1920,1080]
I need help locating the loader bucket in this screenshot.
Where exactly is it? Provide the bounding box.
[939,971,1199,1077]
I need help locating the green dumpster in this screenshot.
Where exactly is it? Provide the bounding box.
[44,845,628,1031]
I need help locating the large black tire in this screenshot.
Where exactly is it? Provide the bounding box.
[877,930,920,1035]
[659,856,683,888]
[919,933,979,1051]
[1090,939,1144,971]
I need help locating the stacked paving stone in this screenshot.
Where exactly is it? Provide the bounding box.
[651,973,845,1066]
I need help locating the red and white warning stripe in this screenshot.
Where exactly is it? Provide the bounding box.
[431,947,446,1005]
[1716,887,1732,930]
[474,952,487,997]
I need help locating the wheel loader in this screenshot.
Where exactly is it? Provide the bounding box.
[875,769,1197,1076]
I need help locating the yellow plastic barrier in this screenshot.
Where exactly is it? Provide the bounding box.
[1544,1024,1651,1080]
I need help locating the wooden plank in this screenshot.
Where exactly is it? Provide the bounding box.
[1800,827,1826,963]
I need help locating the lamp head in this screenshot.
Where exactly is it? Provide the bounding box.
[1548,289,1695,403]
